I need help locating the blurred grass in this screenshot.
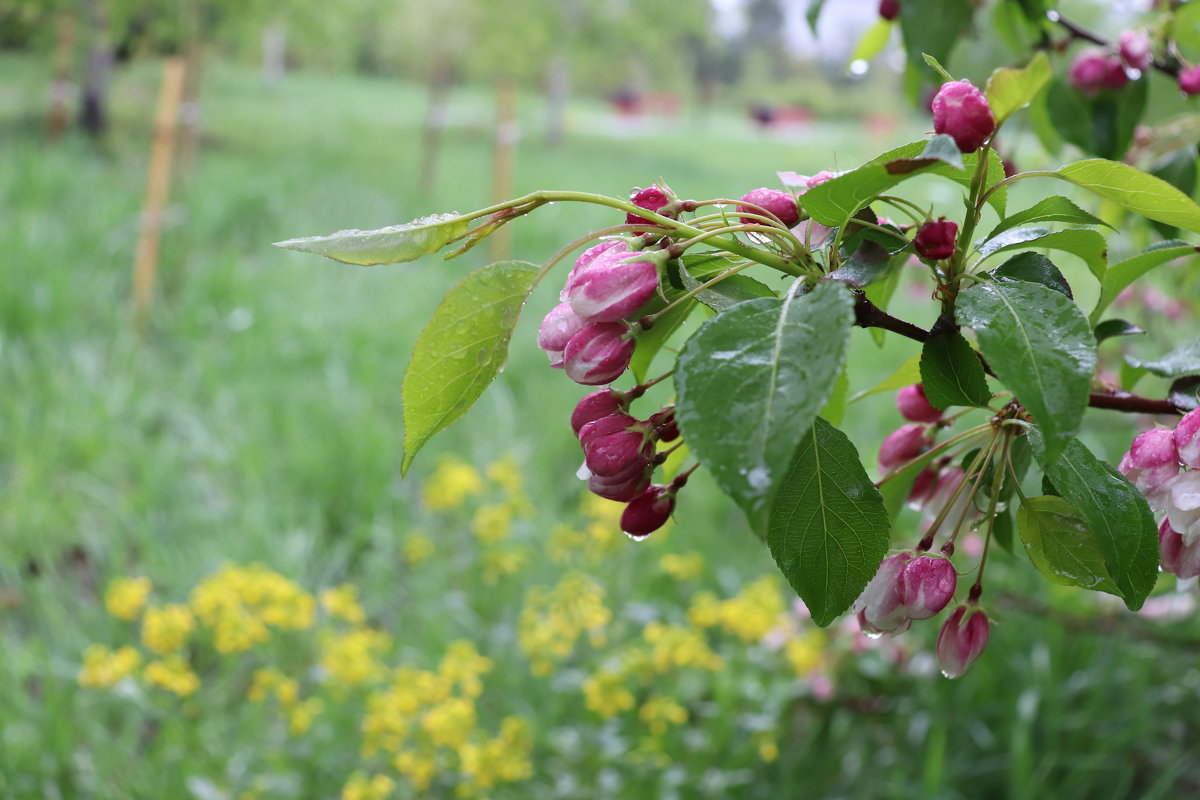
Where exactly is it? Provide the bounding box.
[2,53,1200,798]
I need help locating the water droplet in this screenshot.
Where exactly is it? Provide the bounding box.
[747,466,771,492]
[863,630,884,640]
[576,462,592,480]
[623,530,650,542]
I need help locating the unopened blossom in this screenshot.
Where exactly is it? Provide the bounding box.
[896,384,942,423]
[537,303,587,367]
[879,423,932,471]
[1174,408,1200,469]
[566,252,660,323]
[914,219,958,261]
[621,485,675,538]
[931,80,995,152]
[1159,519,1200,579]
[562,322,635,385]
[1119,30,1153,71]
[737,188,800,227]
[936,605,989,678]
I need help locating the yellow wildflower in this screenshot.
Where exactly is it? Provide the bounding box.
[288,697,324,736]
[438,641,492,698]
[659,552,705,581]
[638,695,688,736]
[757,733,779,763]
[393,749,437,792]
[687,591,723,628]
[319,628,391,687]
[785,630,828,676]
[471,503,513,545]
[78,644,141,688]
[141,603,195,655]
[582,670,635,719]
[144,655,201,697]
[642,622,723,672]
[403,534,434,566]
[341,772,395,800]
[420,696,475,749]
[321,584,367,626]
[517,572,611,675]
[688,577,785,642]
[104,576,152,621]
[248,668,298,706]
[485,455,523,495]
[423,456,483,511]
[481,547,527,585]
[458,716,534,789]
[190,564,314,652]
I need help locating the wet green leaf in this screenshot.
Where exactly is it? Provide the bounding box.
[1017,496,1121,595]
[920,327,992,409]
[986,51,1051,124]
[1056,158,1200,233]
[768,418,891,626]
[1091,241,1200,323]
[275,213,469,266]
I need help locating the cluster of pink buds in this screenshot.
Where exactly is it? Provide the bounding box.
[863,383,991,677]
[736,188,801,228]
[572,388,687,538]
[930,80,996,153]
[537,237,664,384]
[1120,409,1200,578]
[1069,48,1131,94]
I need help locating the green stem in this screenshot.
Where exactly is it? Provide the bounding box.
[967,432,1013,598]
[975,170,1057,212]
[917,428,998,549]
[641,260,757,325]
[876,423,991,486]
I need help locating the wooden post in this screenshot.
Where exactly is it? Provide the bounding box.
[47,11,76,141]
[131,58,186,330]
[419,57,452,194]
[489,80,519,262]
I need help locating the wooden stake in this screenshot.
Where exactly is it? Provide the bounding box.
[47,11,76,141]
[489,80,519,262]
[131,57,186,330]
[419,57,452,194]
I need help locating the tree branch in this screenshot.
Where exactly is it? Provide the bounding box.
[1048,10,1181,78]
[851,291,1185,416]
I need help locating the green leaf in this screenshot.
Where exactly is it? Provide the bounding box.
[1169,376,1200,412]
[851,18,893,63]
[1127,336,1200,378]
[920,327,992,409]
[275,213,469,266]
[1174,0,1200,61]
[804,144,1005,227]
[849,352,922,403]
[898,1,972,82]
[991,252,1073,298]
[678,258,776,312]
[767,418,891,627]
[1045,77,1147,161]
[1056,159,1200,233]
[956,281,1096,463]
[986,51,1052,124]
[831,239,896,288]
[1031,436,1160,610]
[921,53,954,82]
[630,297,695,384]
[977,227,1107,282]
[862,253,907,347]
[992,508,1015,554]
[1091,241,1200,323]
[1016,496,1121,595]
[675,282,855,528]
[986,195,1109,241]
[401,261,541,474]
[806,0,828,35]
[1094,319,1144,342]
[820,369,850,426]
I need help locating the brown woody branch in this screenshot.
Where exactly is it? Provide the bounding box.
[851,291,1185,416]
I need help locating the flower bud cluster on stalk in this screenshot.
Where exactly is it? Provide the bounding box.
[1121,409,1200,579]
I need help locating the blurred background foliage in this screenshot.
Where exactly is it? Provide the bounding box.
[3,0,1200,797]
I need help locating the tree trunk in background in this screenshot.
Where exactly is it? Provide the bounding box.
[177,39,204,175]
[79,0,113,138]
[419,57,452,195]
[262,21,287,87]
[48,11,76,140]
[544,54,569,148]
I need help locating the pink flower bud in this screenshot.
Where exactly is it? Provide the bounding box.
[1069,49,1127,94]
[879,0,899,21]
[806,170,837,189]
[931,80,995,153]
[1119,30,1153,71]
[566,252,660,323]
[562,240,627,302]
[854,553,913,636]
[563,323,635,385]
[578,413,639,445]
[922,466,974,528]
[588,465,652,501]
[896,555,957,620]
[879,423,932,471]
[907,466,939,509]
[626,184,674,226]
[1176,408,1200,469]
[1182,65,1200,96]
[620,485,676,538]
[649,406,679,442]
[935,606,989,679]
[896,384,942,423]
[737,188,800,227]
[914,219,957,261]
[1159,518,1200,579]
[537,303,587,367]
[583,425,654,478]
[1164,471,1200,547]
[1119,428,1180,508]
[571,389,628,435]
